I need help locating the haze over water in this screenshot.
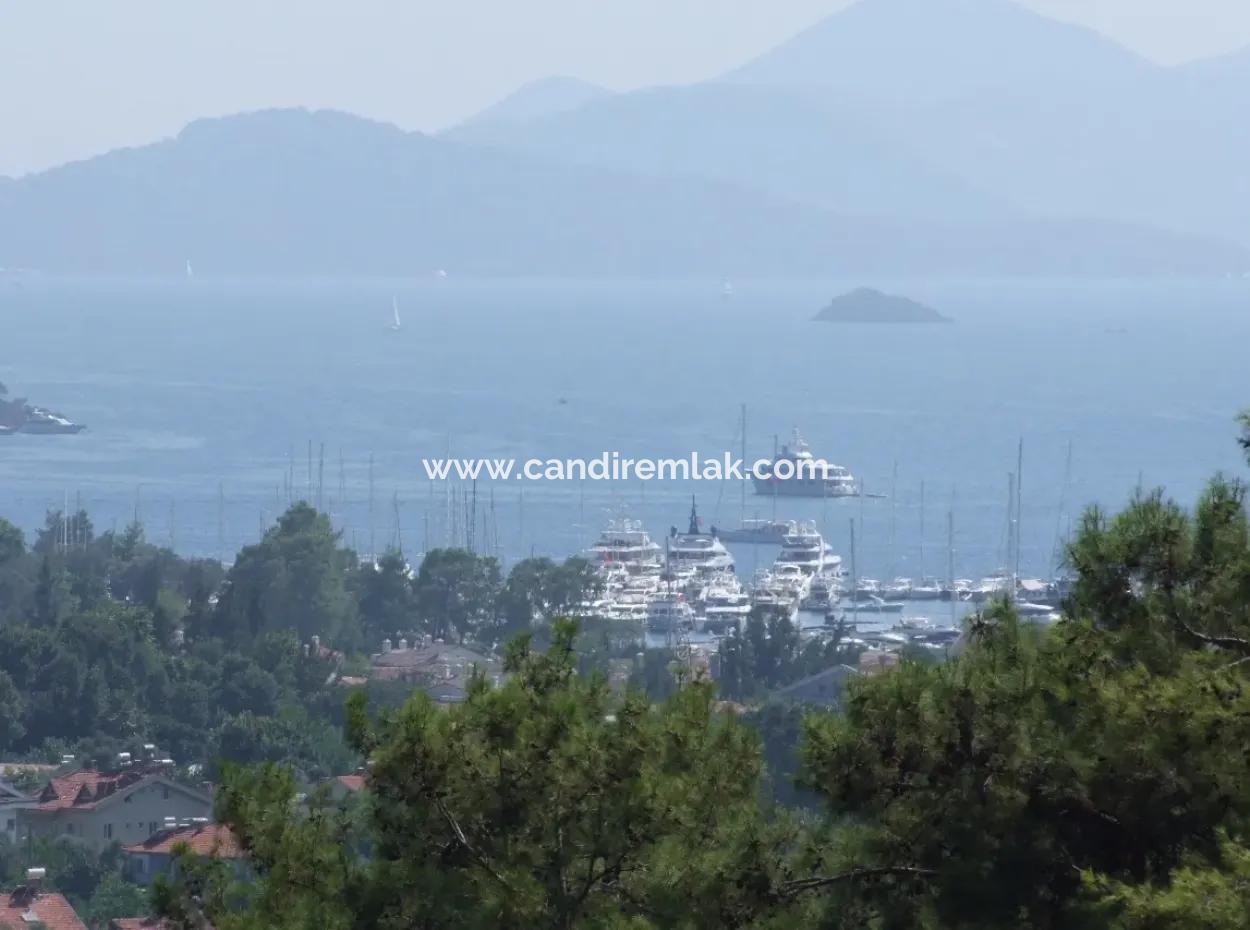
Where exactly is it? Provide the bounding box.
[2,274,1247,580]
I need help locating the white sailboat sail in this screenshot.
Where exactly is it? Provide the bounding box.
[390,296,402,330]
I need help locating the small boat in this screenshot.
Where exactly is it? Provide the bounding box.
[909,578,945,600]
[883,577,913,599]
[715,519,795,545]
[845,596,906,614]
[389,297,403,331]
[17,407,86,434]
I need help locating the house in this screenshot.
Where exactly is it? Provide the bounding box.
[369,639,502,703]
[111,920,170,930]
[324,773,366,802]
[772,664,858,707]
[0,779,37,844]
[18,763,212,853]
[0,875,86,930]
[121,822,243,886]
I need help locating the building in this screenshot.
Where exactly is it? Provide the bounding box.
[121,822,243,886]
[323,773,366,803]
[18,764,212,853]
[0,779,37,845]
[0,875,86,930]
[772,664,858,707]
[369,639,502,703]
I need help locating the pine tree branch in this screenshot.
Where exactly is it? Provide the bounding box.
[781,866,937,898]
[434,797,514,892]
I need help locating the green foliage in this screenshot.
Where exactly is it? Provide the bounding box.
[1092,834,1250,930]
[717,610,860,701]
[412,548,501,644]
[185,620,800,930]
[0,518,24,565]
[0,837,145,928]
[351,548,417,645]
[497,556,601,637]
[213,503,357,648]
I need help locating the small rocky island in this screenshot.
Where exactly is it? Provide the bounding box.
[813,288,950,324]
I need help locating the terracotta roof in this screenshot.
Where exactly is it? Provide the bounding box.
[111,920,169,930]
[35,767,203,813]
[333,774,366,792]
[122,822,243,858]
[0,888,86,930]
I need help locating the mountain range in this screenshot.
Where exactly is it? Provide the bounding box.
[2,0,1248,277]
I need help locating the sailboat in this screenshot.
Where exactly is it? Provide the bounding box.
[185,259,194,278]
[388,296,403,332]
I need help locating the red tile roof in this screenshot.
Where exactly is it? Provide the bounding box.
[0,888,86,930]
[122,822,242,858]
[333,774,366,792]
[111,920,168,930]
[35,767,204,813]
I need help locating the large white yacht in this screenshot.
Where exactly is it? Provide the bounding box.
[752,429,858,498]
[666,500,734,577]
[589,519,663,574]
[773,521,841,577]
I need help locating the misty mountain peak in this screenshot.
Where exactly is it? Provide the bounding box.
[721,0,1152,99]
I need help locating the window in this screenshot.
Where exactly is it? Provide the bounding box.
[5,819,12,831]
[162,787,170,800]
[104,823,113,839]
[149,821,158,835]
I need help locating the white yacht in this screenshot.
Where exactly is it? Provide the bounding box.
[910,578,945,600]
[699,572,751,630]
[666,500,734,577]
[647,592,695,633]
[773,521,841,577]
[752,428,858,498]
[750,569,798,614]
[589,519,663,574]
[800,573,839,611]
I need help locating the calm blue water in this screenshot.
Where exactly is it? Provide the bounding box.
[2,275,1247,579]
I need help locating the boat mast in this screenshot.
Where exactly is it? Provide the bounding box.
[217,482,225,564]
[947,510,955,627]
[889,461,897,577]
[919,479,926,578]
[1051,440,1073,575]
[368,453,375,560]
[1015,437,1024,583]
[1006,471,1016,591]
[849,517,858,627]
[739,403,746,529]
[317,443,325,512]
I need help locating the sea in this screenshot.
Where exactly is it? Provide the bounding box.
[2,274,1248,585]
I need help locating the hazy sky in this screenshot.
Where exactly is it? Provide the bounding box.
[3,0,1249,177]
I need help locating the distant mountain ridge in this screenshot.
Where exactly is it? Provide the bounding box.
[457,76,612,129]
[446,83,1012,221]
[718,0,1154,99]
[446,0,1250,248]
[0,108,1242,277]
